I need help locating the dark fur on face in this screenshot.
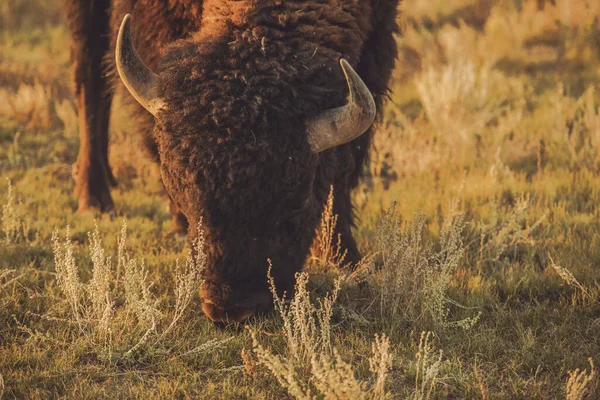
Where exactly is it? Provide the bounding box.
[67,0,401,319]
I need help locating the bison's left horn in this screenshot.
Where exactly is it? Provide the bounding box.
[116,14,163,116]
[306,59,376,153]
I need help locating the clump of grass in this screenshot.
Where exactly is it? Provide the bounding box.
[550,257,597,305]
[0,269,20,293]
[475,192,547,265]
[250,265,393,399]
[473,363,488,400]
[54,99,78,138]
[0,83,55,129]
[310,186,348,271]
[158,225,206,341]
[50,220,206,361]
[271,267,341,365]
[375,202,479,331]
[412,331,445,400]
[1,179,32,243]
[470,153,547,267]
[415,59,523,143]
[566,358,596,400]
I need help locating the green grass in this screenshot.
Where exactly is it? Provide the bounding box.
[1,0,600,398]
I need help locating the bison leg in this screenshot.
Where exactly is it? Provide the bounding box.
[67,0,115,213]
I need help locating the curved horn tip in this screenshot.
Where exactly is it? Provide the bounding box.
[339,58,376,114]
[306,58,376,153]
[339,58,351,74]
[116,13,163,115]
[122,13,131,26]
[117,14,132,42]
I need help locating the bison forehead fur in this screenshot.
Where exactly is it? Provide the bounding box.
[67,0,401,321]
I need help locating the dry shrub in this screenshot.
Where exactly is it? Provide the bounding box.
[412,332,445,400]
[557,86,600,167]
[1,179,32,243]
[566,358,596,400]
[476,192,546,264]
[0,269,20,292]
[474,154,547,266]
[550,257,598,305]
[415,60,523,143]
[250,266,392,399]
[309,186,347,271]
[54,99,78,138]
[0,83,55,129]
[51,220,206,361]
[375,202,480,331]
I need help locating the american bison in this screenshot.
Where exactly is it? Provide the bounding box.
[66,0,401,323]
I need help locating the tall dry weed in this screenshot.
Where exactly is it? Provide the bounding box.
[566,358,596,400]
[250,266,393,399]
[310,186,347,270]
[375,202,479,331]
[550,257,597,305]
[474,154,547,266]
[51,220,206,360]
[2,179,32,243]
[412,332,445,400]
[0,269,20,293]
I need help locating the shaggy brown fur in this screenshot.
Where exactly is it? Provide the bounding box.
[66,0,401,318]
[65,0,115,212]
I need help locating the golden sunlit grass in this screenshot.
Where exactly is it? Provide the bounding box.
[1,0,600,398]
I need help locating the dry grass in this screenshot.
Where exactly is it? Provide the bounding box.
[1,179,32,243]
[2,0,600,397]
[250,266,393,399]
[310,186,348,271]
[550,257,598,305]
[0,83,55,130]
[50,220,205,361]
[412,332,444,400]
[415,60,524,142]
[566,358,596,400]
[54,98,78,138]
[374,201,479,331]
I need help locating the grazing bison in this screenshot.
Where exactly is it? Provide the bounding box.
[66,0,401,323]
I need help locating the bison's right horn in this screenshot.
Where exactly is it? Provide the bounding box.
[116,14,163,116]
[306,59,376,153]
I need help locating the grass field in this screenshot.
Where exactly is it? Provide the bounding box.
[1,0,600,398]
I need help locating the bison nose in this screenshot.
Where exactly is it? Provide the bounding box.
[201,299,256,324]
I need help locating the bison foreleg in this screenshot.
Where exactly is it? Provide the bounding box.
[67,0,115,213]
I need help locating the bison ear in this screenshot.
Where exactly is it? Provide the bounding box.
[116,14,164,116]
[306,59,376,153]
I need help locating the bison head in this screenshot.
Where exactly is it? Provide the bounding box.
[115,15,375,324]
